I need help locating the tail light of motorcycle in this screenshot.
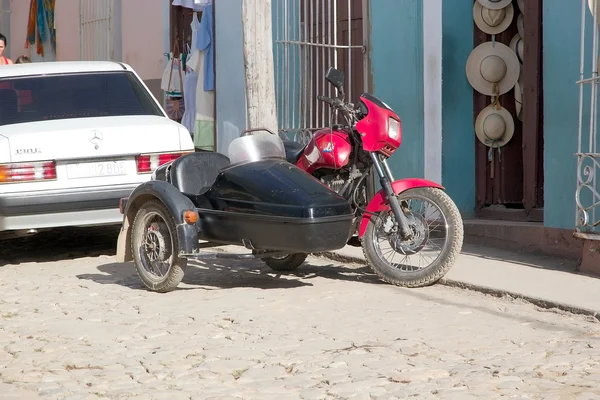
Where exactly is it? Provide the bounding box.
[135,151,191,174]
[0,161,57,184]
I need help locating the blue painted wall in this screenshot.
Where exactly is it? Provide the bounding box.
[440,1,475,218]
[543,1,589,230]
[214,0,247,155]
[369,0,424,180]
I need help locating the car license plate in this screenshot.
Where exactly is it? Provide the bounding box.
[66,160,128,179]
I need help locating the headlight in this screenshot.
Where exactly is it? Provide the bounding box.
[388,117,400,140]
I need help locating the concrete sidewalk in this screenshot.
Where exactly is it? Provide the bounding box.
[318,243,600,318]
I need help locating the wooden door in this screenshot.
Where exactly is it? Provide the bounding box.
[474,0,544,221]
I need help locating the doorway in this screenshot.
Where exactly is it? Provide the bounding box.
[473,0,544,222]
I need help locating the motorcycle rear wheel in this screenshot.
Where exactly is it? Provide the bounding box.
[362,187,463,288]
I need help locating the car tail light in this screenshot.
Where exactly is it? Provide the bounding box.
[135,152,191,174]
[0,161,57,184]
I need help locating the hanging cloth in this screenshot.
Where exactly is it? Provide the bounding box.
[196,4,214,91]
[25,0,56,57]
[171,0,210,12]
[181,14,201,133]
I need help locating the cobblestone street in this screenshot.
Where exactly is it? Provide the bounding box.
[1,228,600,399]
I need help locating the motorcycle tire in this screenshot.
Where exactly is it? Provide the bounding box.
[362,187,463,288]
[261,253,308,272]
[131,200,187,293]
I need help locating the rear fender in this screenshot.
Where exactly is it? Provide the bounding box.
[116,180,199,262]
[357,178,444,238]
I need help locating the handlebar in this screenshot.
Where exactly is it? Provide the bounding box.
[317,95,337,107]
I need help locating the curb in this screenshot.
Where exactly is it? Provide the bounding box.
[316,251,600,322]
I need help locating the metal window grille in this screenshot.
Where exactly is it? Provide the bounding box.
[576,0,600,235]
[79,0,114,61]
[273,0,368,144]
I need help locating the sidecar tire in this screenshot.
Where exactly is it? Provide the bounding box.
[131,200,187,293]
[262,253,308,271]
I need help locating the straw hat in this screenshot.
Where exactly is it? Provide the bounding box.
[473,1,514,35]
[509,33,524,65]
[466,41,520,96]
[589,0,600,19]
[514,80,523,122]
[475,104,515,148]
[517,0,525,14]
[476,0,512,10]
[517,13,524,38]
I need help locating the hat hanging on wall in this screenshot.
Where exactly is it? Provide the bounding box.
[588,0,600,19]
[475,104,515,148]
[509,33,524,65]
[517,13,524,38]
[517,0,525,15]
[473,1,514,35]
[476,0,512,10]
[466,41,520,96]
[514,79,523,122]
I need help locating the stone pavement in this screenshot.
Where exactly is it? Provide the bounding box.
[321,243,600,317]
[1,230,600,399]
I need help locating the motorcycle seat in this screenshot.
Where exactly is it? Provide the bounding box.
[168,152,231,198]
[282,140,307,165]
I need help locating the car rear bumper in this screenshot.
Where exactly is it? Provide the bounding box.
[0,184,138,231]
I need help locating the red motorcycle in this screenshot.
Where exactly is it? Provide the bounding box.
[280,67,464,287]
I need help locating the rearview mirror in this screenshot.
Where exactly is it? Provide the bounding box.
[325,67,345,91]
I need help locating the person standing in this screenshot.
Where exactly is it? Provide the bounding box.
[0,33,13,65]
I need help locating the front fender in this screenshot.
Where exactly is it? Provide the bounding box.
[116,180,199,262]
[357,178,444,238]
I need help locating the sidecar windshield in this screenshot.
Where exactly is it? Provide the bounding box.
[228,131,286,165]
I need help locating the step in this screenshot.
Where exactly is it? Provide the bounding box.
[463,219,581,260]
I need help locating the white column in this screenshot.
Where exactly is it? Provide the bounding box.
[422,0,443,184]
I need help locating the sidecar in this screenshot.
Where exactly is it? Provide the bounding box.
[115,130,354,292]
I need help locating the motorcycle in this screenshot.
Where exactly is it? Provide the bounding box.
[280,67,464,287]
[115,130,356,292]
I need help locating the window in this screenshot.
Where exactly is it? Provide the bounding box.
[79,0,114,61]
[0,71,164,127]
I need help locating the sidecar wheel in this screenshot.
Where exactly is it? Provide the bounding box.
[262,253,308,272]
[131,200,187,293]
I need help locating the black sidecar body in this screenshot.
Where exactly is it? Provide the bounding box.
[116,132,354,291]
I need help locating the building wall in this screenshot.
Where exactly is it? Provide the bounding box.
[369,0,424,180]
[440,0,476,218]
[543,1,588,230]
[10,0,164,98]
[8,0,28,59]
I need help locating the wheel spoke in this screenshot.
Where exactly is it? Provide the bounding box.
[370,194,450,273]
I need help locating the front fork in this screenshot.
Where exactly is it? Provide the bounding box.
[369,152,413,240]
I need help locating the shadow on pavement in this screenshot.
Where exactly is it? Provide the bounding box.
[0,226,120,267]
[77,258,384,292]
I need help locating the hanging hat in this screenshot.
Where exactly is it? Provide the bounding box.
[476,0,512,10]
[466,41,520,96]
[475,104,515,148]
[517,0,525,14]
[517,13,524,38]
[509,33,524,65]
[514,79,523,122]
[473,1,514,35]
[589,0,600,19]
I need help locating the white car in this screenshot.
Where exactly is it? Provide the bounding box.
[0,61,194,238]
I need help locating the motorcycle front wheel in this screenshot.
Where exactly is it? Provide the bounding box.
[362,187,463,288]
